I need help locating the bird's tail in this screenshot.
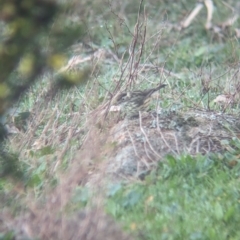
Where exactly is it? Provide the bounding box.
[146,83,167,97]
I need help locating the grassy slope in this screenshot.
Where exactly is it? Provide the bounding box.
[100,1,240,239]
[1,0,240,239]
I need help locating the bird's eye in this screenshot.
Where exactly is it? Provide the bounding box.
[116,93,127,102]
[116,91,132,103]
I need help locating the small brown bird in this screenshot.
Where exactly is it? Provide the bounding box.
[115,83,166,118]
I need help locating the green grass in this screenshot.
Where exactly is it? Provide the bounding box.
[106,153,240,240]
[1,0,240,238]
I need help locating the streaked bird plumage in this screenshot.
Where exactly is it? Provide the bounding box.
[115,84,166,118]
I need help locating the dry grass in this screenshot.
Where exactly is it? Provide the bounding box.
[1,0,240,239]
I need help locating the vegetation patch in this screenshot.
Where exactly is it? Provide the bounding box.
[0,0,240,239]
